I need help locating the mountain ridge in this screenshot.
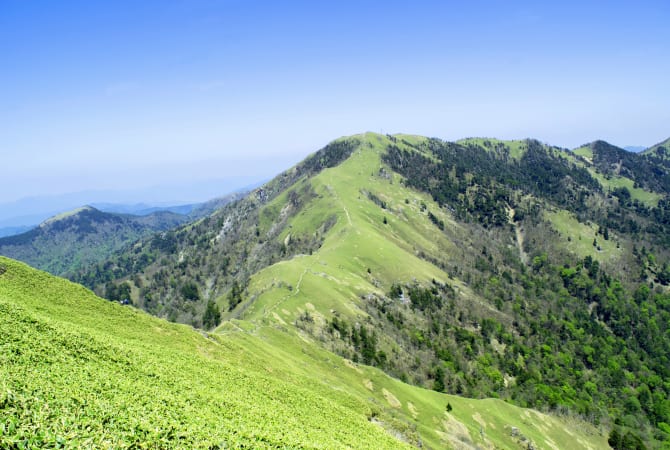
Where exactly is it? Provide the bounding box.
[66,132,670,447]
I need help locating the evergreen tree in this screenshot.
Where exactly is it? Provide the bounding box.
[203,300,221,329]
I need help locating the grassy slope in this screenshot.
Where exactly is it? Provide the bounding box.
[545,209,621,261]
[0,133,609,449]
[590,171,662,207]
[0,254,607,449]
[243,134,451,324]
[234,133,608,449]
[572,145,594,160]
[0,256,411,449]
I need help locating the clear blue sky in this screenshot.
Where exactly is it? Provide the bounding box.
[1,0,669,203]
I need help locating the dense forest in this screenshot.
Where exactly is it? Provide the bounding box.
[380,137,670,447]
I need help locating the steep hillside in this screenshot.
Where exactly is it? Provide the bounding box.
[0,256,608,449]
[0,206,188,276]
[78,133,670,447]
[74,138,362,323]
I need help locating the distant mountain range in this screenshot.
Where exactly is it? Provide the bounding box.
[0,189,250,239]
[0,206,187,276]
[0,177,263,233]
[0,190,245,276]
[0,203,194,238]
[90,202,199,216]
[0,225,33,239]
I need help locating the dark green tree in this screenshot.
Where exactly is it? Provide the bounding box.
[658,263,670,285]
[433,366,445,392]
[203,300,221,329]
[608,428,623,449]
[180,282,200,301]
[228,281,243,311]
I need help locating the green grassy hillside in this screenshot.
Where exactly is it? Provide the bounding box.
[579,140,670,195]
[74,132,670,448]
[0,256,608,448]
[243,134,449,322]
[239,134,668,448]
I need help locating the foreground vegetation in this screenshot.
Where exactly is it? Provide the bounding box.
[0,257,406,448]
[0,256,609,448]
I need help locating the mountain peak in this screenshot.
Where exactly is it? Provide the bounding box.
[40,205,99,227]
[587,139,622,150]
[0,205,190,276]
